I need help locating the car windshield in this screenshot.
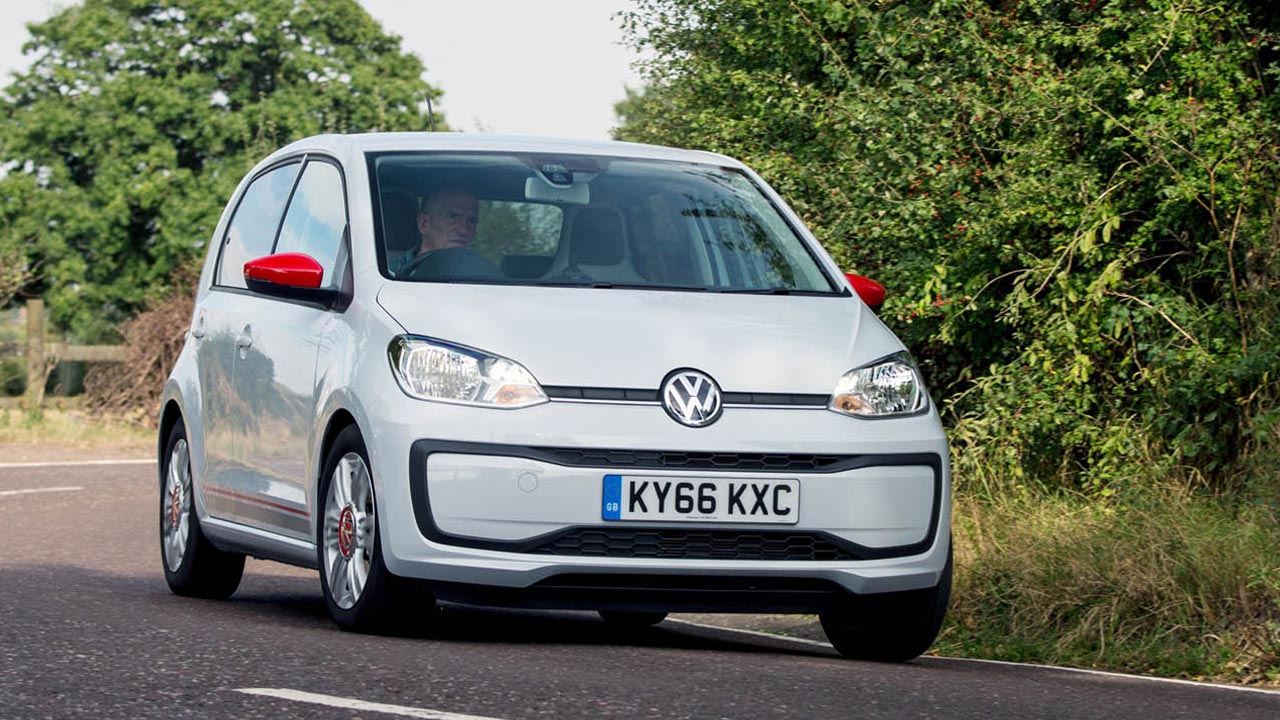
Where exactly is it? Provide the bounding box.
[367,152,838,294]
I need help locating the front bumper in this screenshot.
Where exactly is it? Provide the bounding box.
[410,440,942,558]
[369,400,951,605]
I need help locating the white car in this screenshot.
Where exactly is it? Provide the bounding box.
[158,133,951,661]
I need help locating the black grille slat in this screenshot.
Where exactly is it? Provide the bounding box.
[543,386,659,402]
[544,386,826,406]
[528,528,860,561]
[721,392,830,406]
[535,448,850,472]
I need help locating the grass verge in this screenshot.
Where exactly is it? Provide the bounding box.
[0,407,154,456]
[939,491,1280,685]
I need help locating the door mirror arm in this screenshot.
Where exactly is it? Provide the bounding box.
[243,252,347,308]
[245,278,346,307]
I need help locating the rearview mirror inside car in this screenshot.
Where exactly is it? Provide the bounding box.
[525,176,590,204]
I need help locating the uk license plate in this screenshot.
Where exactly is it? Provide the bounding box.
[601,475,799,524]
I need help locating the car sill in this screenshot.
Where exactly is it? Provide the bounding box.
[201,516,318,569]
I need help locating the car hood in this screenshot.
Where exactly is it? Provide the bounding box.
[376,282,896,394]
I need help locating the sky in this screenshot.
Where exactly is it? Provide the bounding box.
[0,0,647,140]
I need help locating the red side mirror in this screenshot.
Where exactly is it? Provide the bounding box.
[845,273,886,311]
[244,253,324,290]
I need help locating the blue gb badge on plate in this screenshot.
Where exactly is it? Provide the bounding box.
[601,474,623,520]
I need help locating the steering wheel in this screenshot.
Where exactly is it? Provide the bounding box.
[397,247,502,281]
[396,251,435,279]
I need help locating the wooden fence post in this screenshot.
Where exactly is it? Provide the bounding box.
[0,299,126,409]
[24,298,44,407]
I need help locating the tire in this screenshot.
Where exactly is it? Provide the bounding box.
[318,425,434,633]
[160,420,245,599]
[819,546,952,662]
[599,610,668,627]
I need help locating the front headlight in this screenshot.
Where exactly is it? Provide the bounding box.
[828,352,927,418]
[388,336,548,408]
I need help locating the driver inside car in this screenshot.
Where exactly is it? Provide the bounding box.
[398,187,500,280]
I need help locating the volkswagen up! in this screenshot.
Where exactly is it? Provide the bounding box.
[158,133,951,661]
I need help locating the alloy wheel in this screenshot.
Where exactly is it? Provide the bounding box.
[323,452,376,610]
[161,438,192,573]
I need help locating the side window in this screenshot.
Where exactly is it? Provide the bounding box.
[275,160,347,288]
[216,162,301,288]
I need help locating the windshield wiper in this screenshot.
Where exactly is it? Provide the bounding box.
[720,287,844,296]
[530,281,714,292]
[720,287,793,295]
[590,283,714,292]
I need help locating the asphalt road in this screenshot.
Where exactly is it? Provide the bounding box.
[2,461,1277,720]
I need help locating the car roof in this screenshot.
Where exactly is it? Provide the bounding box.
[269,132,746,169]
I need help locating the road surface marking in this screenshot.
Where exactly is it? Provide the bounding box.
[0,459,154,469]
[668,619,1280,696]
[0,486,84,497]
[235,688,510,719]
[934,657,1280,697]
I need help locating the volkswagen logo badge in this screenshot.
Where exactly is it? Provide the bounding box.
[660,369,723,428]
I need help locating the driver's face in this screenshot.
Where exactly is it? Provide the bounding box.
[419,190,479,251]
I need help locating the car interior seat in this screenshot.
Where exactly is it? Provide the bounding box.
[380,192,419,275]
[550,206,645,284]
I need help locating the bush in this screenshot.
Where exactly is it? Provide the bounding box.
[0,356,23,396]
[82,292,194,421]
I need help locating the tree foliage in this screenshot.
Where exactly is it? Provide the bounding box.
[617,0,1280,494]
[0,0,443,337]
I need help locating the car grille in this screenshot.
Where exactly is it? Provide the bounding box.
[527,528,861,561]
[532,448,855,472]
[543,386,828,406]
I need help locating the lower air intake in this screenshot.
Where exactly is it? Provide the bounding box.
[526,528,860,561]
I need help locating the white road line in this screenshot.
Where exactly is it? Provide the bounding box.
[0,486,84,497]
[235,688,510,720]
[667,619,1280,697]
[0,459,154,469]
[934,657,1280,697]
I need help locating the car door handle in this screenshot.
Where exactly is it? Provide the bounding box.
[235,331,253,349]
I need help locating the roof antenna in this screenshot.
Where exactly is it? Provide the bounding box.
[426,95,437,132]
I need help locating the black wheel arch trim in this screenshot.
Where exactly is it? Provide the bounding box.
[407,440,945,561]
[158,399,185,485]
